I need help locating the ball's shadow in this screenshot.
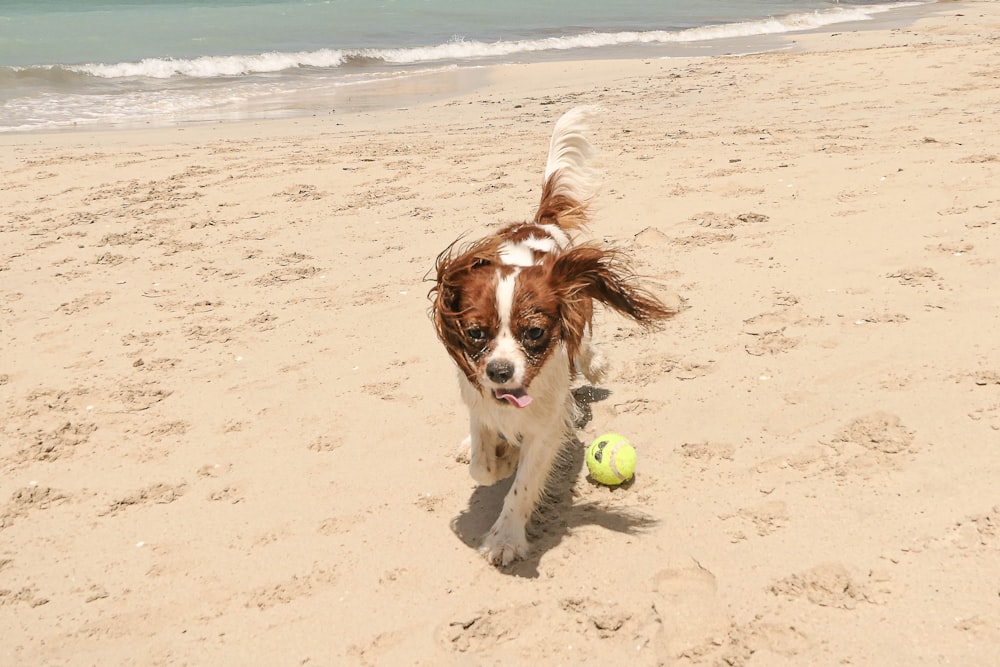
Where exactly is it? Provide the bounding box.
[450,385,658,577]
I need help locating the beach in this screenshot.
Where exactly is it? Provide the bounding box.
[0,1,931,133]
[2,0,1000,664]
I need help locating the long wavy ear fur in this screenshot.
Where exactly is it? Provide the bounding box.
[429,237,500,385]
[549,244,675,363]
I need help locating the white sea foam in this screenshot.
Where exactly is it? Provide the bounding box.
[1,1,928,131]
[74,49,349,79]
[69,3,921,80]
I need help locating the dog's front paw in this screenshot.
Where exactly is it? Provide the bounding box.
[455,435,472,464]
[469,435,519,486]
[480,518,528,567]
[469,446,499,485]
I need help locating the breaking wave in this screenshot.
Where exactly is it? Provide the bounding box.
[8,3,921,81]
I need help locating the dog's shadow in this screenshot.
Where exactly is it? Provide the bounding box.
[449,386,657,577]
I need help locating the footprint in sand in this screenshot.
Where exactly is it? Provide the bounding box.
[141,420,189,439]
[886,266,943,288]
[109,384,173,412]
[612,397,666,416]
[689,211,770,229]
[308,432,343,452]
[617,353,679,384]
[17,421,97,464]
[252,265,322,287]
[631,226,672,249]
[439,597,658,658]
[742,311,791,336]
[948,505,1000,550]
[755,443,830,475]
[744,333,799,356]
[672,231,736,247]
[742,305,826,356]
[100,482,187,517]
[680,441,735,466]
[57,291,112,315]
[723,499,789,538]
[273,184,327,201]
[769,562,890,609]
[439,604,533,653]
[632,216,737,247]
[833,411,915,455]
[0,583,48,608]
[244,566,339,610]
[650,559,730,659]
[926,241,974,256]
[817,412,917,477]
[0,486,70,530]
[742,311,800,356]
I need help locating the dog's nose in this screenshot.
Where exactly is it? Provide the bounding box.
[486,360,515,384]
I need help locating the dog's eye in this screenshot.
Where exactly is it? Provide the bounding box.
[467,327,487,342]
[524,326,545,342]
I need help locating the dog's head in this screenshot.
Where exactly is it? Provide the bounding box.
[431,110,674,407]
[431,233,673,408]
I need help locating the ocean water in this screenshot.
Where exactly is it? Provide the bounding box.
[0,0,929,132]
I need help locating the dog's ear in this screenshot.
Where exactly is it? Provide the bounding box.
[429,238,500,385]
[430,252,476,384]
[549,244,674,360]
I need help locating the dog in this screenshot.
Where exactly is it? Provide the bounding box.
[430,107,674,566]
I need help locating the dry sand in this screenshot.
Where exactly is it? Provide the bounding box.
[2,1,999,664]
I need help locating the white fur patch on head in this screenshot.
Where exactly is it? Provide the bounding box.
[491,269,525,385]
[522,235,558,255]
[498,226,569,269]
[495,270,517,328]
[498,241,537,268]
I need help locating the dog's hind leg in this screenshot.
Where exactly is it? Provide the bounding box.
[575,329,608,385]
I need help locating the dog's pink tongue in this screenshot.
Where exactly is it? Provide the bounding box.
[498,392,533,408]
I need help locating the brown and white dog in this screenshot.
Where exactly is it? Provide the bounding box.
[430,107,674,566]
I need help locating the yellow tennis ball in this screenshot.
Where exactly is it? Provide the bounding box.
[586,433,636,486]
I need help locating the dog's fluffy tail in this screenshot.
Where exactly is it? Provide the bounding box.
[535,106,601,232]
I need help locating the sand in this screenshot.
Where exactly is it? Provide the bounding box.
[2,1,999,664]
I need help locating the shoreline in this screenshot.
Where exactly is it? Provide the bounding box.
[0,1,942,136]
[3,1,1000,664]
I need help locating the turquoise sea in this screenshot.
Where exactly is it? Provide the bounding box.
[0,0,930,132]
